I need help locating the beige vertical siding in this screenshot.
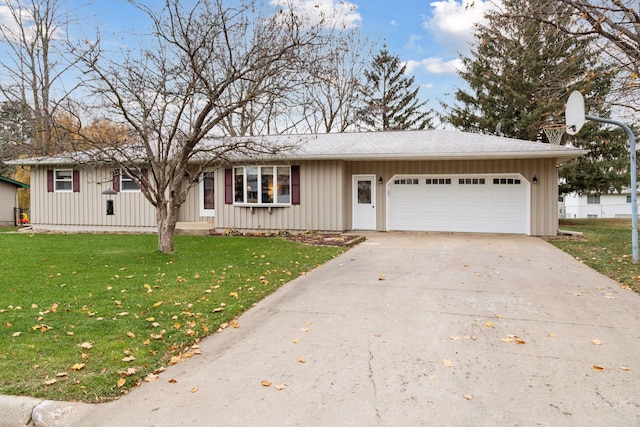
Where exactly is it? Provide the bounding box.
[29,158,561,236]
[217,160,345,232]
[31,166,156,227]
[0,182,17,225]
[345,158,559,236]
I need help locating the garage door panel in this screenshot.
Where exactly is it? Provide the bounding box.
[389,176,527,234]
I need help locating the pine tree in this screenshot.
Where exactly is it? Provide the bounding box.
[442,0,630,195]
[359,48,432,131]
[443,1,610,140]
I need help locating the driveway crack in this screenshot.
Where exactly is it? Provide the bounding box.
[367,347,382,422]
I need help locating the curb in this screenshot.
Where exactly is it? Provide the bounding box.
[0,396,85,427]
[0,395,42,427]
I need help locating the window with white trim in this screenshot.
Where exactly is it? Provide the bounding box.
[234,166,291,205]
[54,169,73,192]
[121,169,141,192]
[587,195,600,204]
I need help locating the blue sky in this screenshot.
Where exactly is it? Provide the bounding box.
[3,0,495,116]
[81,0,495,113]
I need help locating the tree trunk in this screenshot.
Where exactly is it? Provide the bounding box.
[156,202,179,253]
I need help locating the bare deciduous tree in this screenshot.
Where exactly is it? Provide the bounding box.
[0,0,86,156]
[73,0,339,253]
[531,0,640,116]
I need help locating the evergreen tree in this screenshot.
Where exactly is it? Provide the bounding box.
[442,0,630,195]
[359,48,432,131]
[443,1,611,139]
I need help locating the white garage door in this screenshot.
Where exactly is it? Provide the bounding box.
[389,175,528,234]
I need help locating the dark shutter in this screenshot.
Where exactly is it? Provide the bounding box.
[291,165,300,205]
[224,168,233,204]
[72,170,80,193]
[112,169,120,192]
[47,169,54,192]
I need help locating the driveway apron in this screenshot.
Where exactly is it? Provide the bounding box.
[39,233,640,427]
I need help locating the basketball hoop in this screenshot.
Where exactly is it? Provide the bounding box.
[541,123,567,145]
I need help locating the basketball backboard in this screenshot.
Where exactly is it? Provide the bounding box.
[565,91,585,135]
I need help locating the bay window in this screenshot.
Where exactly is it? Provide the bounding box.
[234,165,291,205]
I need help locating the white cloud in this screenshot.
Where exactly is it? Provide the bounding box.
[390,19,398,26]
[404,57,464,75]
[270,0,362,29]
[424,0,498,54]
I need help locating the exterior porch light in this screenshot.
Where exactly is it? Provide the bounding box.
[378,176,383,184]
[102,188,118,215]
[532,175,538,184]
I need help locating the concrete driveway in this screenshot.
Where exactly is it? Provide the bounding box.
[31,233,640,426]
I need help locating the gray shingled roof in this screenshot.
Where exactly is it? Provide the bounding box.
[7,129,587,166]
[250,130,587,163]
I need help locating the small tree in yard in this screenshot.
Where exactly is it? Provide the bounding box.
[70,0,338,253]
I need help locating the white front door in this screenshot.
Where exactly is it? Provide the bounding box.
[199,171,215,217]
[352,175,376,230]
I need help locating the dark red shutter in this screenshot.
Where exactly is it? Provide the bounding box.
[291,165,300,205]
[72,170,80,192]
[112,169,120,192]
[224,168,233,204]
[47,169,54,192]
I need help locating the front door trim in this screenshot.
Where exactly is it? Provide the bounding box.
[352,174,376,230]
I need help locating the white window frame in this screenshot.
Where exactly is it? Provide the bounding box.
[199,171,216,217]
[233,165,291,206]
[587,194,600,205]
[54,169,73,192]
[120,169,141,192]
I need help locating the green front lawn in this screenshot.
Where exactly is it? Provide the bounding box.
[550,218,640,293]
[0,233,343,402]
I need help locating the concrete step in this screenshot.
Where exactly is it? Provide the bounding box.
[175,222,215,236]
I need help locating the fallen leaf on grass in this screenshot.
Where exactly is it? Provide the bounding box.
[12,332,21,337]
[71,363,85,371]
[56,372,68,378]
[116,378,126,387]
[122,356,136,362]
[44,379,57,386]
[126,332,135,338]
[78,342,93,350]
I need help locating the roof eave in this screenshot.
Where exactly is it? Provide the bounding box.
[259,150,589,163]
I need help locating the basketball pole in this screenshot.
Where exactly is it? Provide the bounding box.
[585,115,638,264]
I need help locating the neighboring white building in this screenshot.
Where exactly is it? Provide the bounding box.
[560,192,638,219]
